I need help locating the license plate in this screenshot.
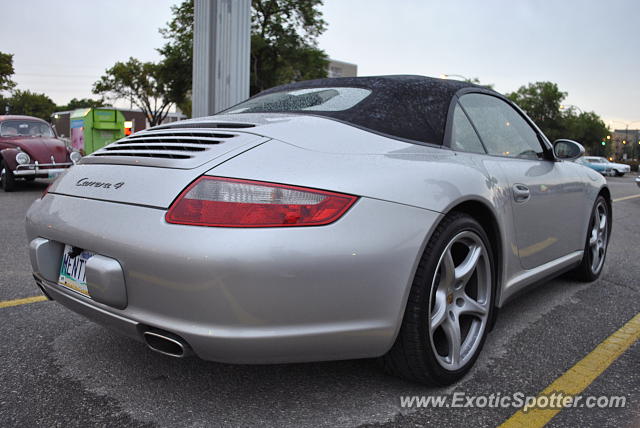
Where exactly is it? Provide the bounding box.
[58,245,94,296]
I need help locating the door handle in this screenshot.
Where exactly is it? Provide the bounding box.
[512,184,530,203]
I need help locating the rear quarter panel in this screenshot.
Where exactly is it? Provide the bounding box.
[209,138,518,306]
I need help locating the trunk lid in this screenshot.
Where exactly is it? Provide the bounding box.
[50,127,268,208]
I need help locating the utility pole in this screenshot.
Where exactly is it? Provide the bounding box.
[192,0,251,118]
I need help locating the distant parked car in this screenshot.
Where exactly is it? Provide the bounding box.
[635,176,640,188]
[574,157,614,176]
[585,156,630,176]
[0,115,82,191]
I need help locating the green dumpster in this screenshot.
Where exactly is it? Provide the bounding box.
[70,108,126,155]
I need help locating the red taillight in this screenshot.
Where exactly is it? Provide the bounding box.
[166,177,358,227]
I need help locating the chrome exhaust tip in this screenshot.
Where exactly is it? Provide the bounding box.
[143,330,192,358]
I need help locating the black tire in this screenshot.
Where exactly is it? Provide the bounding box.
[616,171,624,177]
[0,160,16,192]
[571,195,610,282]
[381,212,496,385]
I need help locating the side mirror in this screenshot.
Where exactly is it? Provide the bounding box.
[553,139,585,160]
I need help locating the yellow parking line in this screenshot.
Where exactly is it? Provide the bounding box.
[0,295,48,309]
[613,194,640,202]
[499,312,640,428]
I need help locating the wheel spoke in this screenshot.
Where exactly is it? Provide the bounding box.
[591,245,600,270]
[439,249,456,291]
[458,293,487,317]
[442,315,462,365]
[430,291,447,332]
[589,230,598,247]
[598,212,607,233]
[454,245,481,287]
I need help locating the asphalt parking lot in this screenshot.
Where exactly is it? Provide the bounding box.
[1,175,639,427]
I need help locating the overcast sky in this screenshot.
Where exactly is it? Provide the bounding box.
[1,0,639,128]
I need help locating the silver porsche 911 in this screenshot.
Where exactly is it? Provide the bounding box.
[26,75,611,385]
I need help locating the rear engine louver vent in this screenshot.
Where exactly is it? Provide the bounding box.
[152,122,256,130]
[84,125,263,169]
[91,130,237,160]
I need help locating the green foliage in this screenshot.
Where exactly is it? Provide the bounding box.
[0,90,56,120]
[157,0,194,117]
[93,58,173,126]
[250,0,328,94]
[507,82,567,141]
[156,0,330,115]
[57,97,108,111]
[0,51,16,92]
[507,81,609,156]
[562,111,609,157]
[466,77,494,90]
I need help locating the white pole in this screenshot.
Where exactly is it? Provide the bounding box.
[192,0,250,117]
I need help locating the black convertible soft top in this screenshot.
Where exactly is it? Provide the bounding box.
[235,75,487,145]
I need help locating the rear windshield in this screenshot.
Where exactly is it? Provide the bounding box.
[224,87,372,114]
[0,120,54,137]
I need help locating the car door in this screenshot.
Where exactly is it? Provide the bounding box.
[458,93,586,270]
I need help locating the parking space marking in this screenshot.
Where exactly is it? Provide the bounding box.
[0,295,48,309]
[499,312,640,428]
[613,194,640,202]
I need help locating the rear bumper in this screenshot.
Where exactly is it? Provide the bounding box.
[26,193,440,363]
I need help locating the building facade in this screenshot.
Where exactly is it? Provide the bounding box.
[328,59,358,78]
[612,128,640,161]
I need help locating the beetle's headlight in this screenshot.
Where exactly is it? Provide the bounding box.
[16,152,30,165]
[69,151,82,163]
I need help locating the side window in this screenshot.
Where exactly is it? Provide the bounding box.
[459,94,543,160]
[450,103,486,154]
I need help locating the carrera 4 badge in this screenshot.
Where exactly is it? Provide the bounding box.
[75,177,125,189]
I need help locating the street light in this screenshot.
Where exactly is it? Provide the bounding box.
[560,104,583,114]
[440,73,470,82]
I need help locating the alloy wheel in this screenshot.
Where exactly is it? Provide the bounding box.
[428,231,492,371]
[589,200,608,275]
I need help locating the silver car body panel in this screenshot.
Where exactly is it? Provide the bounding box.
[48,134,270,208]
[27,193,440,363]
[25,113,608,363]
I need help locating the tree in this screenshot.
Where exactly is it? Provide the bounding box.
[157,0,193,117]
[0,90,56,120]
[466,77,494,90]
[0,51,16,92]
[507,81,610,156]
[57,97,108,111]
[562,111,609,156]
[250,0,328,94]
[157,0,330,114]
[507,82,567,142]
[93,58,173,126]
